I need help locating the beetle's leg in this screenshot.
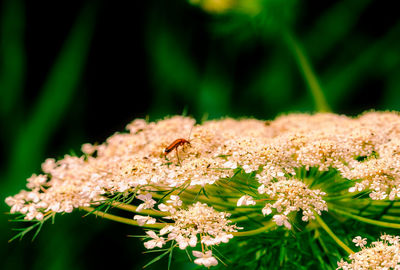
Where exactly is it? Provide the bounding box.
[164,153,169,161]
[175,148,181,165]
[182,141,191,152]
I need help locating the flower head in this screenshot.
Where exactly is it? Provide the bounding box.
[136,194,156,212]
[338,234,400,269]
[352,236,367,248]
[133,215,156,226]
[237,195,256,206]
[143,231,165,249]
[193,250,218,267]
[163,202,239,249]
[257,178,327,225]
[272,214,291,229]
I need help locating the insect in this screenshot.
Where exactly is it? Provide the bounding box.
[164,126,194,164]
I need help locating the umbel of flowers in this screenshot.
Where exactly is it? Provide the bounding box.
[337,234,400,269]
[5,111,400,268]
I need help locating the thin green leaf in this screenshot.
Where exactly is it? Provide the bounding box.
[143,250,170,268]
[168,242,174,270]
[142,249,171,254]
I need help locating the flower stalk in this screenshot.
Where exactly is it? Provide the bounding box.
[80,206,165,229]
[284,30,331,112]
[313,213,354,255]
[330,207,400,229]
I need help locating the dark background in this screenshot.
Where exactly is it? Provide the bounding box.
[1,0,400,269]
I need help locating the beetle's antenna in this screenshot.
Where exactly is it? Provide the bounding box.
[187,125,194,141]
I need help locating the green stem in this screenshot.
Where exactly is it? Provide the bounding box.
[109,201,167,217]
[182,188,239,204]
[230,176,259,189]
[150,190,226,209]
[330,207,400,229]
[314,213,353,255]
[207,183,244,197]
[284,30,331,112]
[324,194,359,201]
[338,199,400,208]
[81,206,165,229]
[380,215,400,222]
[162,188,246,210]
[232,221,276,237]
[330,204,400,222]
[230,213,261,223]
[331,200,400,214]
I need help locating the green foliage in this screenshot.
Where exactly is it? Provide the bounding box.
[8,213,55,243]
[217,231,337,270]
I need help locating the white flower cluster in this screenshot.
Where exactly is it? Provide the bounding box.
[264,112,400,201]
[337,234,400,270]
[142,200,239,267]
[256,177,327,228]
[5,112,400,221]
[5,156,101,220]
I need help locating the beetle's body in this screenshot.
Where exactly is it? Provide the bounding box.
[164,138,191,154]
[164,138,191,165]
[164,125,194,164]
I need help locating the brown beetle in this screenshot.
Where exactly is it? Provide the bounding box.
[164,126,193,164]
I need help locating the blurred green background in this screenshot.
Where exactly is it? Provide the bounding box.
[1,0,400,269]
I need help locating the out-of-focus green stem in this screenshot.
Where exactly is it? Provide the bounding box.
[284,31,331,112]
[314,212,354,255]
[5,2,97,194]
[0,0,25,117]
[81,206,165,229]
[330,207,400,229]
